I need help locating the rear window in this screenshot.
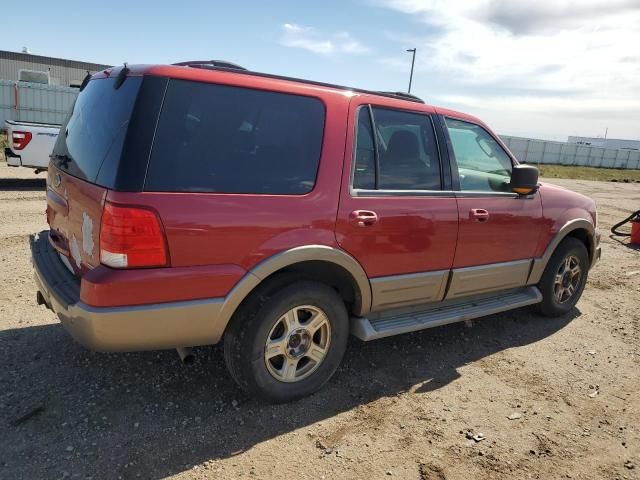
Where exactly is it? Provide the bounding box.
[145,79,325,194]
[52,76,142,183]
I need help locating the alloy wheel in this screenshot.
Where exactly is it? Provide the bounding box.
[264,305,331,383]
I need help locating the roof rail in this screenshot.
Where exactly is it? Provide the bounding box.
[167,63,424,104]
[172,60,247,71]
[376,91,425,103]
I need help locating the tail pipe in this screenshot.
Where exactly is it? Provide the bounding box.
[176,347,195,365]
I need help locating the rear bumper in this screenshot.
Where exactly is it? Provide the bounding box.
[4,147,21,167]
[31,231,225,352]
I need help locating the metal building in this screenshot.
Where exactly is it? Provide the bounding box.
[0,49,110,87]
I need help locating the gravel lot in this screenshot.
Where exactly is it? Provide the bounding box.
[0,163,638,480]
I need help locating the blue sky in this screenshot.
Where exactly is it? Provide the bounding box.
[5,0,639,141]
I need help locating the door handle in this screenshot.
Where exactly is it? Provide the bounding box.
[470,208,490,222]
[350,210,378,227]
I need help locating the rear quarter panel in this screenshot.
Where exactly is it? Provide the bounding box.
[106,84,350,272]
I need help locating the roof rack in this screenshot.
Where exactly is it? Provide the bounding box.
[377,91,424,103]
[172,60,247,71]
[169,63,424,103]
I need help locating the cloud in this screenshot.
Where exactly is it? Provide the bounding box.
[480,0,640,35]
[375,0,640,139]
[281,23,369,56]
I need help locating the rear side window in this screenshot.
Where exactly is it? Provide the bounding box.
[353,106,441,191]
[145,80,325,194]
[52,77,142,183]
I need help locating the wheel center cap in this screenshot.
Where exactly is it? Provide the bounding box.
[287,329,311,358]
[562,272,572,287]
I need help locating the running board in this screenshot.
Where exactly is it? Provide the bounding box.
[351,286,542,341]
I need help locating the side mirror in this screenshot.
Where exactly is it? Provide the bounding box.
[510,164,539,195]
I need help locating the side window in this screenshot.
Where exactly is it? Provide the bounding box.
[145,80,325,194]
[445,117,513,192]
[353,106,441,191]
[353,109,376,189]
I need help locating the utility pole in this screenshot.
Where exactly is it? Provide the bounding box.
[406,48,416,93]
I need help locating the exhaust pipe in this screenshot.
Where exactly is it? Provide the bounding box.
[176,347,195,365]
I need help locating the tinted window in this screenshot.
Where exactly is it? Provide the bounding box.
[145,80,325,194]
[353,106,441,191]
[52,77,142,184]
[445,118,513,192]
[353,108,376,189]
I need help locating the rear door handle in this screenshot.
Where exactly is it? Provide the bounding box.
[470,208,490,222]
[350,210,378,227]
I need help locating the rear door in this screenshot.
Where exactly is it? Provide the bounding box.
[441,115,543,299]
[336,97,458,312]
[46,75,143,276]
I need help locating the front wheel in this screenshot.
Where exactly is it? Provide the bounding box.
[536,237,589,317]
[223,280,349,402]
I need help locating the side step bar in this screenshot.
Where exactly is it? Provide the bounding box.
[351,286,542,341]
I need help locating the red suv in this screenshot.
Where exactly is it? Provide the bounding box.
[32,61,601,402]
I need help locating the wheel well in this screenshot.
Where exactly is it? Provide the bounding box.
[565,228,592,261]
[240,260,361,316]
[272,261,360,313]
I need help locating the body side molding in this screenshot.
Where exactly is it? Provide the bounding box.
[527,218,595,285]
[446,259,532,299]
[370,270,449,312]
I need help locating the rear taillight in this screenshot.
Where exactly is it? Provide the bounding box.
[12,131,32,150]
[99,202,168,268]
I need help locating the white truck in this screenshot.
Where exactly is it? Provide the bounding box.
[3,120,60,173]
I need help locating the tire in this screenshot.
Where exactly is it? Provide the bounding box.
[223,280,349,403]
[535,237,589,317]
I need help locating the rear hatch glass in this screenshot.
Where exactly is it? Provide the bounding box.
[51,76,142,184]
[47,76,142,276]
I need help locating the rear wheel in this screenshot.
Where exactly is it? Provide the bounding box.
[536,237,589,317]
[223,280,349,402]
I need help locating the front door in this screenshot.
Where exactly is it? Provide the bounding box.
[441,115,544,299]
[335,97,459,312]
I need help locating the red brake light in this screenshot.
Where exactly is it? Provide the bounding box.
[100,202,168,268]
[12,131,32,150]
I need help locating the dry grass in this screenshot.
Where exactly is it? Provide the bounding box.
[536,164,640,182]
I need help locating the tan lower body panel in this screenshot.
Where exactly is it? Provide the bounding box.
[370,270,449,311]
[59,299,225,352]
[446,259,532,299]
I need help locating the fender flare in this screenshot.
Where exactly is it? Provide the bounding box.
[212,246,372,342]
[527,218,595,285]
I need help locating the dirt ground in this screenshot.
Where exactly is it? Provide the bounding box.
[0,162,638,480]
